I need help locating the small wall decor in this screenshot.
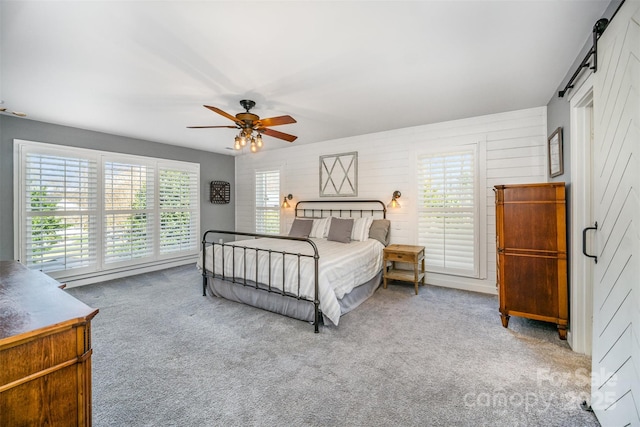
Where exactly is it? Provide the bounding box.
[210,181,231,204]
[548,127,564,178]
[319,152,358,197]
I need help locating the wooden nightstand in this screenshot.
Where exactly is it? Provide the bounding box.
[383,244,426,295]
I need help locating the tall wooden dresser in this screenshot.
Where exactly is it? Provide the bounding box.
[0,261,98,426]
[494,183,568,339]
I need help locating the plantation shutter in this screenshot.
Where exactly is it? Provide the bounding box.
[417,148,478,277]
[158,164,200,254]
[23,151,98,273]
[255,169,280,234]
[18,141,200,279]
[103,161,155,264]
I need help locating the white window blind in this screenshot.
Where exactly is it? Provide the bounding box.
[23,151,98,273]
[16,140,200,278]
[417,148,478,277]
[255,169,280,234]
[104,161,155,264]
[158,165,199,254]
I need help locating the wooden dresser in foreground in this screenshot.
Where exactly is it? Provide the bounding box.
[494,183,568,339]
[0,261,98,426]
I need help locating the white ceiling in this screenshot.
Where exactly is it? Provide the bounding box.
[1,1,610,156]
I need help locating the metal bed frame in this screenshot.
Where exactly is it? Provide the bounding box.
[201,200,386,333]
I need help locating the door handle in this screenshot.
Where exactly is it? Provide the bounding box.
[582,222,598,263]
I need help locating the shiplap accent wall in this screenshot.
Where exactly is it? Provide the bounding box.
[236,106,548,294]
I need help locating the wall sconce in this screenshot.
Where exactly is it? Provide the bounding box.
[281,194,293,208]
[387,191,401,208]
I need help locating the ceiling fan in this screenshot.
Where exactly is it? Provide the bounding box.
[188,100,297,152]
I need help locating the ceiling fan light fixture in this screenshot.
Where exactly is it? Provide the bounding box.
[189,100,297,153]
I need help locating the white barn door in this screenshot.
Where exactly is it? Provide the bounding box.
[591,1,640,424]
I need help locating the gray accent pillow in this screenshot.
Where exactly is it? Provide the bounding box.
[327,217,354,243]
[369,219,391,246]
[288,219,313,238]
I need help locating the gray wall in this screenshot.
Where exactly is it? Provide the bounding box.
[545,0,622,306]
[546,0,623,184]
[0,115,235,260]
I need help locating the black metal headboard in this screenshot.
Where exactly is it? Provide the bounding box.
[294,200,386,219]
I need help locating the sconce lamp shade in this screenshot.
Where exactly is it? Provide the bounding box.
[281,194,293,208]
[387,191,401,208]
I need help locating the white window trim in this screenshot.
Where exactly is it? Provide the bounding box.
[14,139,200,281]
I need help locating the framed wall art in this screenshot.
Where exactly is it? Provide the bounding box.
[210,180,231,204]
[548,127,563,178]
[319,152,358,197]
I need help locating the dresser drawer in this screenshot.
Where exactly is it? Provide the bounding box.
[0,328,78,386]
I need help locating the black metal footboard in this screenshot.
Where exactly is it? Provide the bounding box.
[201,230,321,332]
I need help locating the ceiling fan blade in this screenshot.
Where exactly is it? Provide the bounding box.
[260,127,298,143]
[203,105,241,124]
[187,125,238,129]
[257,115,297,127]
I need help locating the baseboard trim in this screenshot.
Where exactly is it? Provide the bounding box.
[425,273,498,295]
[61,258,197,288]
[427,280,498,295]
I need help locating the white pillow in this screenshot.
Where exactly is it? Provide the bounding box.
[351,216,374,241]
[310,217,331,238]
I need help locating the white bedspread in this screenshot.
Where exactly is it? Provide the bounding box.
[197,237,384,325]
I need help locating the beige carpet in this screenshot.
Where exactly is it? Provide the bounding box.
[67,264,599,426]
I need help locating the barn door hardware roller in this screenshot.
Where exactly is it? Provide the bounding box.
[558,18,609,97]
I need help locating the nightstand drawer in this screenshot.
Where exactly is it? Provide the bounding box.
[385,252,415,263]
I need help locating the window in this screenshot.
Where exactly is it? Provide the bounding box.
[104,160,154,264]
[417,147,478,277]
[16,140,199,277]
[255,169,280,234]
[22,149,98,273]
[158,164,200,254]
